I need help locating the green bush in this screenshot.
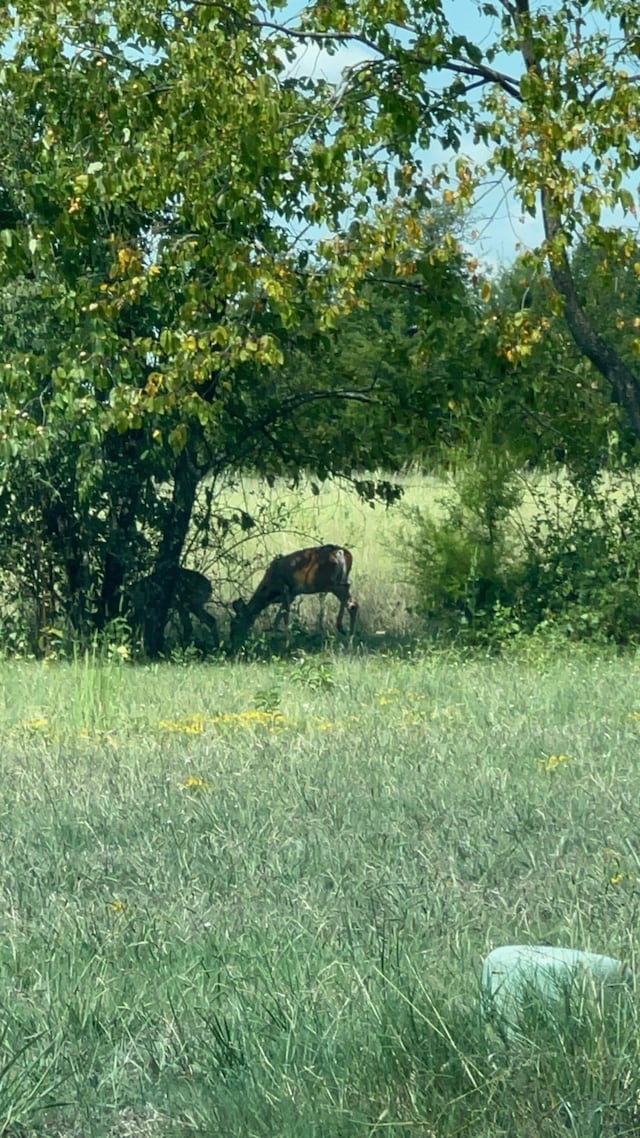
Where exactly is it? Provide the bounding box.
[514,480,640,644]
[403,451,523,640]
[405,463,640,647]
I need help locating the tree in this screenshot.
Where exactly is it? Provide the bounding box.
[284,208,501,469]
[251,1,640,446]
[10,2,636,655]
[490,239,640,475]
[0,0,451,653]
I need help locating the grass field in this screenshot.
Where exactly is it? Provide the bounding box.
[3,647,640,1137]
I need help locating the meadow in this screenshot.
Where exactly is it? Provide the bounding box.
[2,645,640,1137]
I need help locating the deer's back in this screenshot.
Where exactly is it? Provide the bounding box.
[272,545,352,594]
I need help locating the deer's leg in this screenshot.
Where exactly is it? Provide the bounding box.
[332,585,352,634]
[274,586,292,630]
[180,609,194,647]
[229,601,252,652]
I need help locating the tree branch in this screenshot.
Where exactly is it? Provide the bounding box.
[220,385,382,474]
[585,72,640,107]
[442,60,522,101]
[541,189,640,437]
[275,387,380,414]
[193,1,522,102]
[511,0,640,436]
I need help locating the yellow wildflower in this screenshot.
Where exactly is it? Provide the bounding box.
[180,775,211,791]
[158,714,205,734]
[159,709,286,735]
[539,753,572,773]
[209,709,284,728]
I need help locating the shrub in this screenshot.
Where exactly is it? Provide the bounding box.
[402,451,523,640]
[513,476,640,644]
[405,462,640,647]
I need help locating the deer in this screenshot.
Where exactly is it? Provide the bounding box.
[128,567,219,651]
[230,545,358,648]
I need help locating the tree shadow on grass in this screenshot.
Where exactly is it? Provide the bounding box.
[223,622,428,662]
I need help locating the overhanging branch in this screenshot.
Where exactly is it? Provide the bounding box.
[270,386,380,420]
[442,60,521,101]
[192,1,522,102]
[214,385,382,472]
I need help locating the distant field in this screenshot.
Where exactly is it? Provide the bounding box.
[2,648,640,1136]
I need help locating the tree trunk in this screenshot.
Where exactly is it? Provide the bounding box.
[142,448,201,657]
[97,432,146,631]
[514,0,640,440]
[540,189,640,439]
[42,476,92,637]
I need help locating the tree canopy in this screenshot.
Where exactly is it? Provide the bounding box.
[0,0,436,650]
[257,0,640,435]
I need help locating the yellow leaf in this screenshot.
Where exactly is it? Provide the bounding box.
[145,373,163,395]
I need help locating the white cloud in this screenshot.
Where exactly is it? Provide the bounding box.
[281,40,376,85]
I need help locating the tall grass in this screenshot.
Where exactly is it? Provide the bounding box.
[2,648,640,1135]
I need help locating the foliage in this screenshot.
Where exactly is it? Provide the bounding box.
[1,1,459,653]
[492,240,640,475]
[405,461,640,647]
[270,1,640,442]
[403,447,524,637]
[513,474,640,644]
[5,1,640,653]
[327,254,505,465]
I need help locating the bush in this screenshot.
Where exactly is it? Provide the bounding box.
[514,476,640,644]
[402,451,524,640]
[405,463,640,647]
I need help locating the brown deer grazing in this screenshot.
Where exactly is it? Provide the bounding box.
[129,568,219,651]
[230,545,358,648]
